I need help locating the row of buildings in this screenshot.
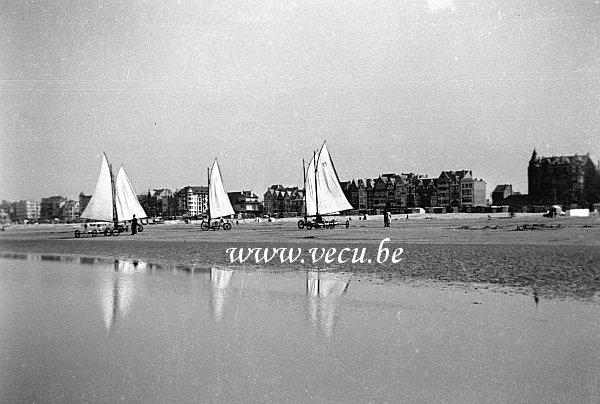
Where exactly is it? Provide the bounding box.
[1,197,80,223]
[4,150,600,222]
[263,170,487,217]
[138,187,262,219]
[264,151,600,217]
[1,189,263,223]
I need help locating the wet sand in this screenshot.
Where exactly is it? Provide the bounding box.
[2,256,598,402]
[2,213,600,300]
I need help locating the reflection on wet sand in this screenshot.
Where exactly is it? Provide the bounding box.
[100,260,147,329]
[1,252,29,260]
[1,252,107,266]
[306,270,349,337]
[0,252,192,272]
[80,256,104,265]
[210,268,234,321]
[1,252,77,262]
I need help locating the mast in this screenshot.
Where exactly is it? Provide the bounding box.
[303,158,307,222]
[109,160,118,228]
[314,149,319,217]
[207,166,211,223]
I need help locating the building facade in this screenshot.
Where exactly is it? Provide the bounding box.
[343,170,486,213]
[528,150,600,208]
[228,191,262,218]
[263,185,304,217]
[60,199,80,222]
[139,189,174,218]
[10,200,41,222]
[173,186,208,218]
[40,196,66,221]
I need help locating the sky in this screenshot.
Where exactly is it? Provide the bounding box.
[1,0,599,201]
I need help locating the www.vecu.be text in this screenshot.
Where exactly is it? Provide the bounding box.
[226,238,403,265]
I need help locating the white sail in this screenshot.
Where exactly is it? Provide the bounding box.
[115,166,147,221]
[209,159,235,219]
[80,153,147,223]
[80,153,114,222]
[305,142,353,216]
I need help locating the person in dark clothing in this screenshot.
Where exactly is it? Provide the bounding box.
[131,214,138,235]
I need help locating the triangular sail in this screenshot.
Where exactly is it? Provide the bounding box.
[80,153,114,222]
[209,160,235,219]
[115,166,147,221]
[305,143,353,216]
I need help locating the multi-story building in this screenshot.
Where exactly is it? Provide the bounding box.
[60,199,80,222]
[358,179,375,212]
[458,172,487,207]
[373,177,389,212]
[154,189,174,217]
[528,150,600,207]
[228,191,262,218]
[40,196,66,221]
[437,170,469,207]
[344,170,485,212]
[416,177,438,208]
[1,200,11,220]
[263,185,304,217]
[0,208,8,222]
[10,200,41,222]
[436,170,486,208]
[173,186,208,218]
[138,189,174,218]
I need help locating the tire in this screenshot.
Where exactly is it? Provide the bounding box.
[345,220,350,229]
[305,222,313,230]
[223,222,232,231]
[112,228,120,236]
[200,221,210,231]
[138,225,143,233]
[104,228,110,236]
[92,229,97,237]
[74,230,81,238]
[297,220,305,229]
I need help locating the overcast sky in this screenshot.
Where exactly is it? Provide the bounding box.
[1,0,599,201]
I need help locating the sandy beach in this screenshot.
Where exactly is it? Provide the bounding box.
[2,212,600,301]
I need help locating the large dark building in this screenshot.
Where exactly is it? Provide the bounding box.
[491,184,513,205]
[263,185,304,217]
[528,150,600,208]
[228,191,262,218]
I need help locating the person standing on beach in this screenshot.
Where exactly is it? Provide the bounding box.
[131,214,138,235]
[383,211,389,227]
[387,211,392,227]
